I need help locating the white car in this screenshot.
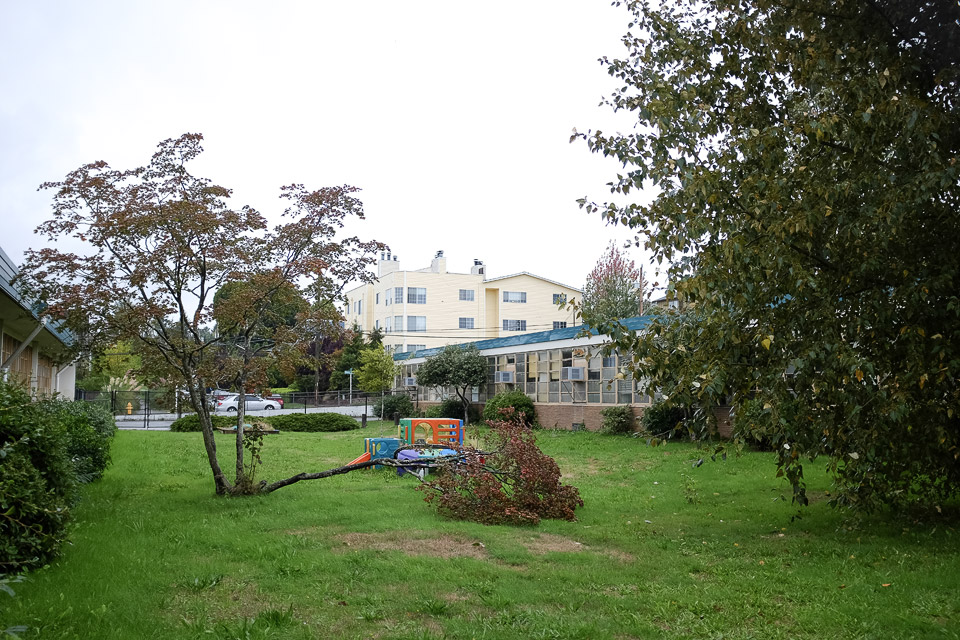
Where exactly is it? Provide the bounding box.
[216,394,278,412]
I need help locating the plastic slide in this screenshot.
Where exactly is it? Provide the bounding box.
[345,451,371,466]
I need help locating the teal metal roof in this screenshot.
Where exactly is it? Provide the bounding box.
[0,245,74,347]
[393,315,652,361]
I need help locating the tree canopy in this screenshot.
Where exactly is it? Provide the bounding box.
[579,240,647,325]
[578,0,960,512]
[357,347,399,395]
[415,345,487,425]
[22,133,384,495]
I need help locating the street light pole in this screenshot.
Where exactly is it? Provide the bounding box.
[345,369,353,406]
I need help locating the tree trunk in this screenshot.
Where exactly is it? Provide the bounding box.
[187,381,231,495]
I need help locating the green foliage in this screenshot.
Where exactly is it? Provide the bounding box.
[169,414,237,433]
[732,398,777,452]
[419,417,583,525]
[579,1,960,512]
[0,380,76,574]
[415,345,487,424]
[264,413,359,433]
[328,326,369,391]
[640,400,687,440]
[580,241,646,325]
[372,394,414,421]
[482,390,536,426]
[34,399,116,482]
[599,405,636,435]
[169,412,360,433]
[357,347,399,395]
[425,399,480,424]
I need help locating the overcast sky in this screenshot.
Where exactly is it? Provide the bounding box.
[0,1,659,295]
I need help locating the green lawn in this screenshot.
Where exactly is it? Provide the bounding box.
[3,427,959,639]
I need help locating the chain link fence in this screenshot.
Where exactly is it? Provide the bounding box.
[74,388,419,428]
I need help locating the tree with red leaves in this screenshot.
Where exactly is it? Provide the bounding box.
[21,133,384,495]
[419,414,583,525]
[580,241,647,326]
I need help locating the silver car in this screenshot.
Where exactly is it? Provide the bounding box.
[216,394,278,412]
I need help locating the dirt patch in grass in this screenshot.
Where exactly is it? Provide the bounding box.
[335,531,489,559]
[169,577,280,623]
[522,533,588,554]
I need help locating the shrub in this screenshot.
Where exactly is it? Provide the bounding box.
[640,400,687,438]
[169,412,360,433]
[732,397,777,451]
[482,390,536,426]
[0,379,77,573]
[35,399,116,481]
[425,398,480,423]
[600,405,636,435]
[419,416,584,525]
[169,414,235,432]
[264,413,359,433]
[372,394,414,421]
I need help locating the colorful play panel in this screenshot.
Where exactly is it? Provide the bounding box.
[398,418,464,445]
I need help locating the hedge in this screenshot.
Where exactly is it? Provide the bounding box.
[1,390,117,573]
[169,412,360,433]
[482,390,537,426]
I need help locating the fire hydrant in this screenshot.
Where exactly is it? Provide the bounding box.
[126,402,133,415]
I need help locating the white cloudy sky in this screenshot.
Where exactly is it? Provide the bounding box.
[0,0,660,293]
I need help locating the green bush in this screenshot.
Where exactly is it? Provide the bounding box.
[266,413,359,432]
[425,398,480,423]
[732,397,776,451]
[600,405,637,435]
[0,379,77,573]
[640,400,687,438]
[169,414,236,432]
[482,390,536,426]
[35,399,117,481]
[372,394,414,421]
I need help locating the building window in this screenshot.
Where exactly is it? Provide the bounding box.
[459,317,474,329]
[407,287,427,304]
[394,287,403,304]
[375,320,380,330]
[553,293,567,305]
[553,321,567,330]
[408,344,426,352]
[459,289,474,301]
[503,319,526,332]
[503,291,526,303]
[394,315,403,331]
[376,293,380,305]
[407,316,426,332]
[354,300,362,314]
[385,317,393,332]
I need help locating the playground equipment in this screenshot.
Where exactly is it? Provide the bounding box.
[398,418,464,446]
[344,418,465,476]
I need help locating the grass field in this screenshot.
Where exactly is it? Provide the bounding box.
[3,426,959,639]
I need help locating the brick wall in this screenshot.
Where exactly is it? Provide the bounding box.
[534,404,645,432]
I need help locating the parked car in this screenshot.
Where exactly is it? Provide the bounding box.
[216,394,278,412]
[265,393,284,408]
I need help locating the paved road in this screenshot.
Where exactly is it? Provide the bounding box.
[116,403,379,430]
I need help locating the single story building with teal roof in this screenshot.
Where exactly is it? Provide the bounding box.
[0,245,76,398]
[393,316,656,431]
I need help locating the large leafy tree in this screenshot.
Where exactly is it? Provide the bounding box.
[357,346,400,420]
[415,345,487,425]
[580,241,647,325]
[22,133,384,495]
[578,1,960,511]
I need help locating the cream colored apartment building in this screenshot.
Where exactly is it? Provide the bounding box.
[343,252,581,353]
